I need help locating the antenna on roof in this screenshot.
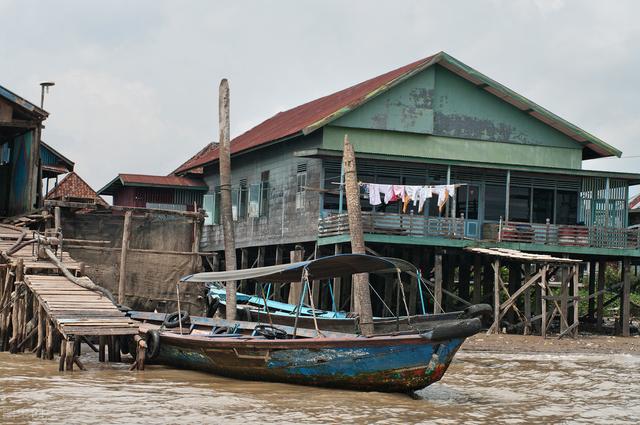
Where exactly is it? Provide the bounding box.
[39,81,55,109]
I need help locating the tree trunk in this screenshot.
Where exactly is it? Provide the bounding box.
[218,79,237,320]
[342,135,374,335]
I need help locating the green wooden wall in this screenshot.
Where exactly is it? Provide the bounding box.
[328,64,583,169]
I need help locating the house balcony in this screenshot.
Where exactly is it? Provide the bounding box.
[317,212,640,254]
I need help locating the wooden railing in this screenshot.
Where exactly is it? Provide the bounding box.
[318,212,465,239]
[494,220,640,249]
[318,212,640,250]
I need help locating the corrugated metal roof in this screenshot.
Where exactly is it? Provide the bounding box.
[0,84,48,118]
[119,174,206,187]
[98,173,208,195]
[174,55,436,174]
[174,51,621,174]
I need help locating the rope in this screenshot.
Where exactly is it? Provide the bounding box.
[368,281,396,317]
[417,269,427,315]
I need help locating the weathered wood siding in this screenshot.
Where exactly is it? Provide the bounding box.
[200,132,323,251]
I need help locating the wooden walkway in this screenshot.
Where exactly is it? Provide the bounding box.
[25,275,138,337]
[1,225,141,370]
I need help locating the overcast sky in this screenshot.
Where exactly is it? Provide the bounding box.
[2,0,639,191]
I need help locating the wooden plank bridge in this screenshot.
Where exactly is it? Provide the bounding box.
[1,224,141,371]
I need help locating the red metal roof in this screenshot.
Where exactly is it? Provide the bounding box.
[174,55,436,174]
[174,51,621,174]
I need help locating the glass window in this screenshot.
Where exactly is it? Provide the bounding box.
[238,179,248,219]
[556,190,578,225]
[455,185,479,220]
[203,194,214,225]
[509,186,531,222]
[231,188,239,221]
[248,184,260,218]
[260,171,269,217]
[532,188,554,224]
[485,184,506,221]
[296,169,307,210]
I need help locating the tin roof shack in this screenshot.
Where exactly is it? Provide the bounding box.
[176,52,640,334]
[45,171,107,206]
[98,173,207,211]
[40,141,74,190]
[0,84,49,217]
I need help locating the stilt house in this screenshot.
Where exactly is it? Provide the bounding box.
[174,52,640,327]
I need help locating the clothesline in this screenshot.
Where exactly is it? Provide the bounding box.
[360,182,464,213]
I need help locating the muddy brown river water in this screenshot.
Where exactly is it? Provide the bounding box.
[1,350,638,424]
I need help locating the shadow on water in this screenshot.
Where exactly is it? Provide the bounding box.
[1,350,640,424]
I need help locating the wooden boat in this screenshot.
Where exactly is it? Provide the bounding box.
[132,312,481,393]
[130,254,485,392]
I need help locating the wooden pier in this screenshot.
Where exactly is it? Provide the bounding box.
[0,224,141,371]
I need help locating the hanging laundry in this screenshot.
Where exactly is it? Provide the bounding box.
[367,183,382,206]
[437,184,456,213]
[379,184,393,204]
[403,185,421,213]
[384,184,404,204]
[417,186,433,213]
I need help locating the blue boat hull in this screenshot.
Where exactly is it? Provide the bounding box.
[153,332,466,393]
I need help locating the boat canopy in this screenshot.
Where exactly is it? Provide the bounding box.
[180,254,417,283]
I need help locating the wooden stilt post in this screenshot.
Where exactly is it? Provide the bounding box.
[10,258,24,353]
[255,247,265,296]
[59,338,66,371]
[46,321,54,360]
[36,305,44,358]
[596,260,606,332]
[99,336,106,362]
[65,338,74,371]
[622,257,631,337]
[434,251,443,314]
[218,79,237,321]
[288,247,305,305]
[342,135,374,335]
[523,264,532,335]
[458,256,471,304]
[332,243,342,310]
[473,255,482,304]
[240,248,249,292]
[573,264,580,337]
[560,266,569,334]
[273,246,283,301]
[541,265,548,338]
[118,210,132,305]
[492,259,500,334]
[444,254,455,311]
[587,260,596,321]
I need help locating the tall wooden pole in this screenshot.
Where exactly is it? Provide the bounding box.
[118,210,132,305]
[622,257,631,337]
[219,79,237,321]
[342,135,374,335]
